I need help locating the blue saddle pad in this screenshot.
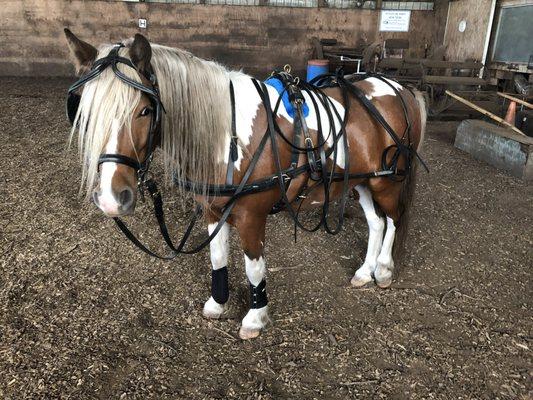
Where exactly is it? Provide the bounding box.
[264,77,309,119]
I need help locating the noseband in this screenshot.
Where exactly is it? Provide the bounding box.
[66,44,165,192]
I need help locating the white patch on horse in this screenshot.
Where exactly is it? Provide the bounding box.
[97,119,121,214]
[351,185,385,287]
[264,85,348,169]
[207,222,230,269]
[365,77,403,97]
[223,72,262,170]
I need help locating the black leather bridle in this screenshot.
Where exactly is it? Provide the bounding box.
[66,44,164,193]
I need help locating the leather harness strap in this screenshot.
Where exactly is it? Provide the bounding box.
[225,81,239,185]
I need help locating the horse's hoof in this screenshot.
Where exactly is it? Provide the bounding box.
[376,277,393,289]
[203,297,225,319]
[239,327,261,340]
[351,275,374,288]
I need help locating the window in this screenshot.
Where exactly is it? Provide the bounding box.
[492,5,533,64]
[122,0,434,9]
[381,1,433,10]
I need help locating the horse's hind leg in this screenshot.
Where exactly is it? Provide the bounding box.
[368,183,402,289]
[351,184,385,288]
[203,214,231,319]
[235,213,270,339]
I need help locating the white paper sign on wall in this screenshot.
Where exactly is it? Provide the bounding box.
[379,10,411,32]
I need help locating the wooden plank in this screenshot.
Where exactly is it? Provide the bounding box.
[497,92,533,109]
[422,60,483,70]
[423,76,486,85]
[445,90,526,136]
[379,58,483,70]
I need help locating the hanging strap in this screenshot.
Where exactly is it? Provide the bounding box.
[226,81,239,185]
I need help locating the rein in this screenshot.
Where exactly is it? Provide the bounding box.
[67,51,428,259]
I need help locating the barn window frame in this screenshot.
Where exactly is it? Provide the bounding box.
[120,0,434,9]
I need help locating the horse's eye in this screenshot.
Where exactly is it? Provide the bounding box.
[139,107,152,117]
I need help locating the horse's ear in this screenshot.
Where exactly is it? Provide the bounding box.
[129,34,152,78]
[64,28,97,76]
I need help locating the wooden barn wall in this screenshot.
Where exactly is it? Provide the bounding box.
[0,0,444,77]
[443,0,493,61]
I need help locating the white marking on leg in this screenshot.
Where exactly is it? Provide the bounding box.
[241,308,268,333]
[375,217,396,287]
[207,222,230,270]
[365,77,403,97]
[351,185,385,287]
[244,255,266,286]
[203,222,231,318]
[203,296,225,318]
[240,255,269,337]
[96,119,121,214]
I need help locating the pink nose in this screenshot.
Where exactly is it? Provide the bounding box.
[93,187,135,216]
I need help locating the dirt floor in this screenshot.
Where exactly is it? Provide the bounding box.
[0,77,532,400]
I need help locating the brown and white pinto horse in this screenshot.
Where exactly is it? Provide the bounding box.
[65,31,426,339]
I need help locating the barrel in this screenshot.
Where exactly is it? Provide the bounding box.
[306,59,329,82]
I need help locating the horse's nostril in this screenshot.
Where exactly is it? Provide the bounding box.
[119,188,134,209]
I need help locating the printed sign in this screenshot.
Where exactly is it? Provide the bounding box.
[379,10,411,32]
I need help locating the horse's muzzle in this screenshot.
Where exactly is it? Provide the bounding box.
[93,187,135,217]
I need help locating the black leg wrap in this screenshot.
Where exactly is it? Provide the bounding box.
[249,280,268,309]
[211,267,229,304]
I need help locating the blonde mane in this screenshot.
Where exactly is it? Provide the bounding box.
[71,41,232,198]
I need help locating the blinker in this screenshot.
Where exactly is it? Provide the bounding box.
[66,92,81,125]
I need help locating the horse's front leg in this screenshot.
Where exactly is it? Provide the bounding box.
[202,218,231,319]
[235,214,270,339]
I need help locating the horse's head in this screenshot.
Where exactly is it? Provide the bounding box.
[65,29,160,217]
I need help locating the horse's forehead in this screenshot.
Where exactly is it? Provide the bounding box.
[105,118,122,153]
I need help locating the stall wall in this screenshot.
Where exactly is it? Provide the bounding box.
[0,0,446,77]
[443,0,493,61]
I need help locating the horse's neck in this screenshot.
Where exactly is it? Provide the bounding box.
[156,50,235,188]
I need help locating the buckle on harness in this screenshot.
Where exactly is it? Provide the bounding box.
[273,173,291,182]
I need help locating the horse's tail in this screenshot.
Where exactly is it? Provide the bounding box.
[393,89,427,260]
